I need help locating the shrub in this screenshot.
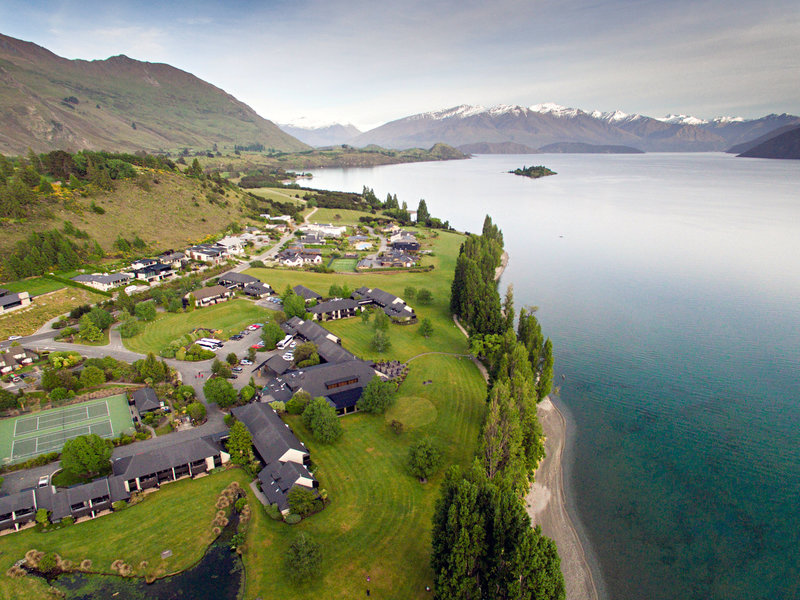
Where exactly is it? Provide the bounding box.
[287,486,317,516]
[113,500,128,511]
[284,513,301,524]
[187,401,206,422]
[389,419,404,435]
[36,508,50,526]
[235,498,247,512]
[265,503,282,520]
[416,288,433,304]
[50,387,69,401]
[37,552,59,574]
[285,391,311,415]
[61,516,75,526]
[269,401,286,413]
[284,533,321,582]
[302,397,343,444]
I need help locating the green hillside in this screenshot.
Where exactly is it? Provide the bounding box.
[0,33,309,154]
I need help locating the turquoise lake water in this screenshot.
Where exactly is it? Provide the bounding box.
[303,153,800,599]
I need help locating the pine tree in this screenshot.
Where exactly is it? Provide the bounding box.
[537,339,554,401]
[417,198,430,225]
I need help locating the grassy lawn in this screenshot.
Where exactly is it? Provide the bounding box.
[0,469,250,599]
[122,299,273,355]
[0,287,106,339]
[242,353,487,599]
[246,230,468,362]
[247,187,309,205]
[307,207,371,226]
[0,277,66,296]
[328,258,358,272]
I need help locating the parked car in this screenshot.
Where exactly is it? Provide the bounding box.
[289,341,297,348]
[38,475,49,488]
[11,376,21,383]
[282,353,294,361]
[240,359,253,365]
[232,366,243,373]
[8,335,22,341]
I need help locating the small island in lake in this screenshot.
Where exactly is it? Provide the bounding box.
[509,165,557,178]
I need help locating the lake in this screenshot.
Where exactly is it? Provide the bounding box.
[303,153,800,600]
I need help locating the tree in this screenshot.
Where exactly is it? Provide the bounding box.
[417,288,433,305]
[286,391,311,415]
[503,284,515,332]
[187,401,206,422]
[61,434,112,478]
[356,377,396,414]
[36,508,50,527]
[284,533,322,584]
[417,199,430,225]
[302,397,343,443]
[135,300,157,321]
[0,388,19,411]
[287,486,317,516]
[537,339,554,401]
[260,321,284,349]
[204,377,237,408]
[370,330,391,353]
[240,385,256,402]
[79,365,105,388]
[117,316,143,338]
[419,318,434,338]
[226,352,238,366]
[87,307,113,330]
[408,438,442,482]
[293,341,317,364]
[137,352,166,383]
[283,293,307,319]
[373,310,390,330]
[361,309,371,324]
[211,358,231,378]
[404,286,417,300]
[41,368,77,391]
[227,421,253,464]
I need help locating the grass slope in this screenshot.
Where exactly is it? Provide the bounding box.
[243,354,486,599]
[0,469,249,599]
[0,33,308,154]
[0,287,105,339]
[307,208,371,226]
[0,170,256,257]
[122,299,273,355]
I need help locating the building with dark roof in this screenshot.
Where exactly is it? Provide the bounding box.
[352,287,416,321]
[282,316,340,345]
[231,403,317,512]
[0,348,37,374]
[130,387,161,416]
[308,298,361,322]
[292,285,322,303]
[243,282,273,298]
[218,271,260,288]
[188,285,234,307]
[0,291,32,314]
[135,263,174,283]
[72,273,132,292]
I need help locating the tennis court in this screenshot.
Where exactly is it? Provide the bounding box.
[0,395,134,464]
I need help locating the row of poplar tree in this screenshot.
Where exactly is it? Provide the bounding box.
[433,216,564,599]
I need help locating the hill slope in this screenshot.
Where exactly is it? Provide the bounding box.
[738,126,800,159]
[352,104,800,152]
[0,33,309,154]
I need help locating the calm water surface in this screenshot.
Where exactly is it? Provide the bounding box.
[304,153,800,600]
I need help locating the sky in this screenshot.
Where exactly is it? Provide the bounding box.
[1,0,798,130]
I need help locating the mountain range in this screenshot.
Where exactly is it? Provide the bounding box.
[278,120,362,147]
[347,104,800,153]
[0,33,307,154]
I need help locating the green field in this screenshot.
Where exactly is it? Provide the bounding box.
[247,229,469,362]
[122,299,273,355]
[328,258,358,272]
[0,395,134,464]
[247,187,309,205]
[0,277,66,296]
[242,353,487,599]
[0,469,249,600]
[307,207,371,226]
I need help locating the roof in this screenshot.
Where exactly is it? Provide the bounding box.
[0,288,8,297]
[257,461,314,511]
[292,285,322,301]
[188,244,224,256]
[72,273,130,285]
[276,359,376,401]
[264,354,293,375]
[243,282,272,296]
[315,338,357,364]
[282,317,340,344]
[50,479,112,520]
[0,293,28,308]
[353,287,415,318]
[231,403,307,466]
[308,298,359,315]
[112,436,222,481]
[160,251,186,261]
[0,488,36,515]
[218,272,260,286]
[192,285,232,301]
[139,263,173,275]
[132,387,160,413]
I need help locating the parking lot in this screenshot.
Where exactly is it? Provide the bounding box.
[208,324,282,390]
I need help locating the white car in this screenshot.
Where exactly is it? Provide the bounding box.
[38,475,49,488]
[282,353,294,361]
[8,335,22,341]
[240,359,253,365]
[289,341,297,348]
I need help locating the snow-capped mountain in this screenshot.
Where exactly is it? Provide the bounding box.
[351,103,800,152]
[278,121,362,147]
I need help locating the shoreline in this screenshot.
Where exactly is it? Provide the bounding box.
[526,397,599,600]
